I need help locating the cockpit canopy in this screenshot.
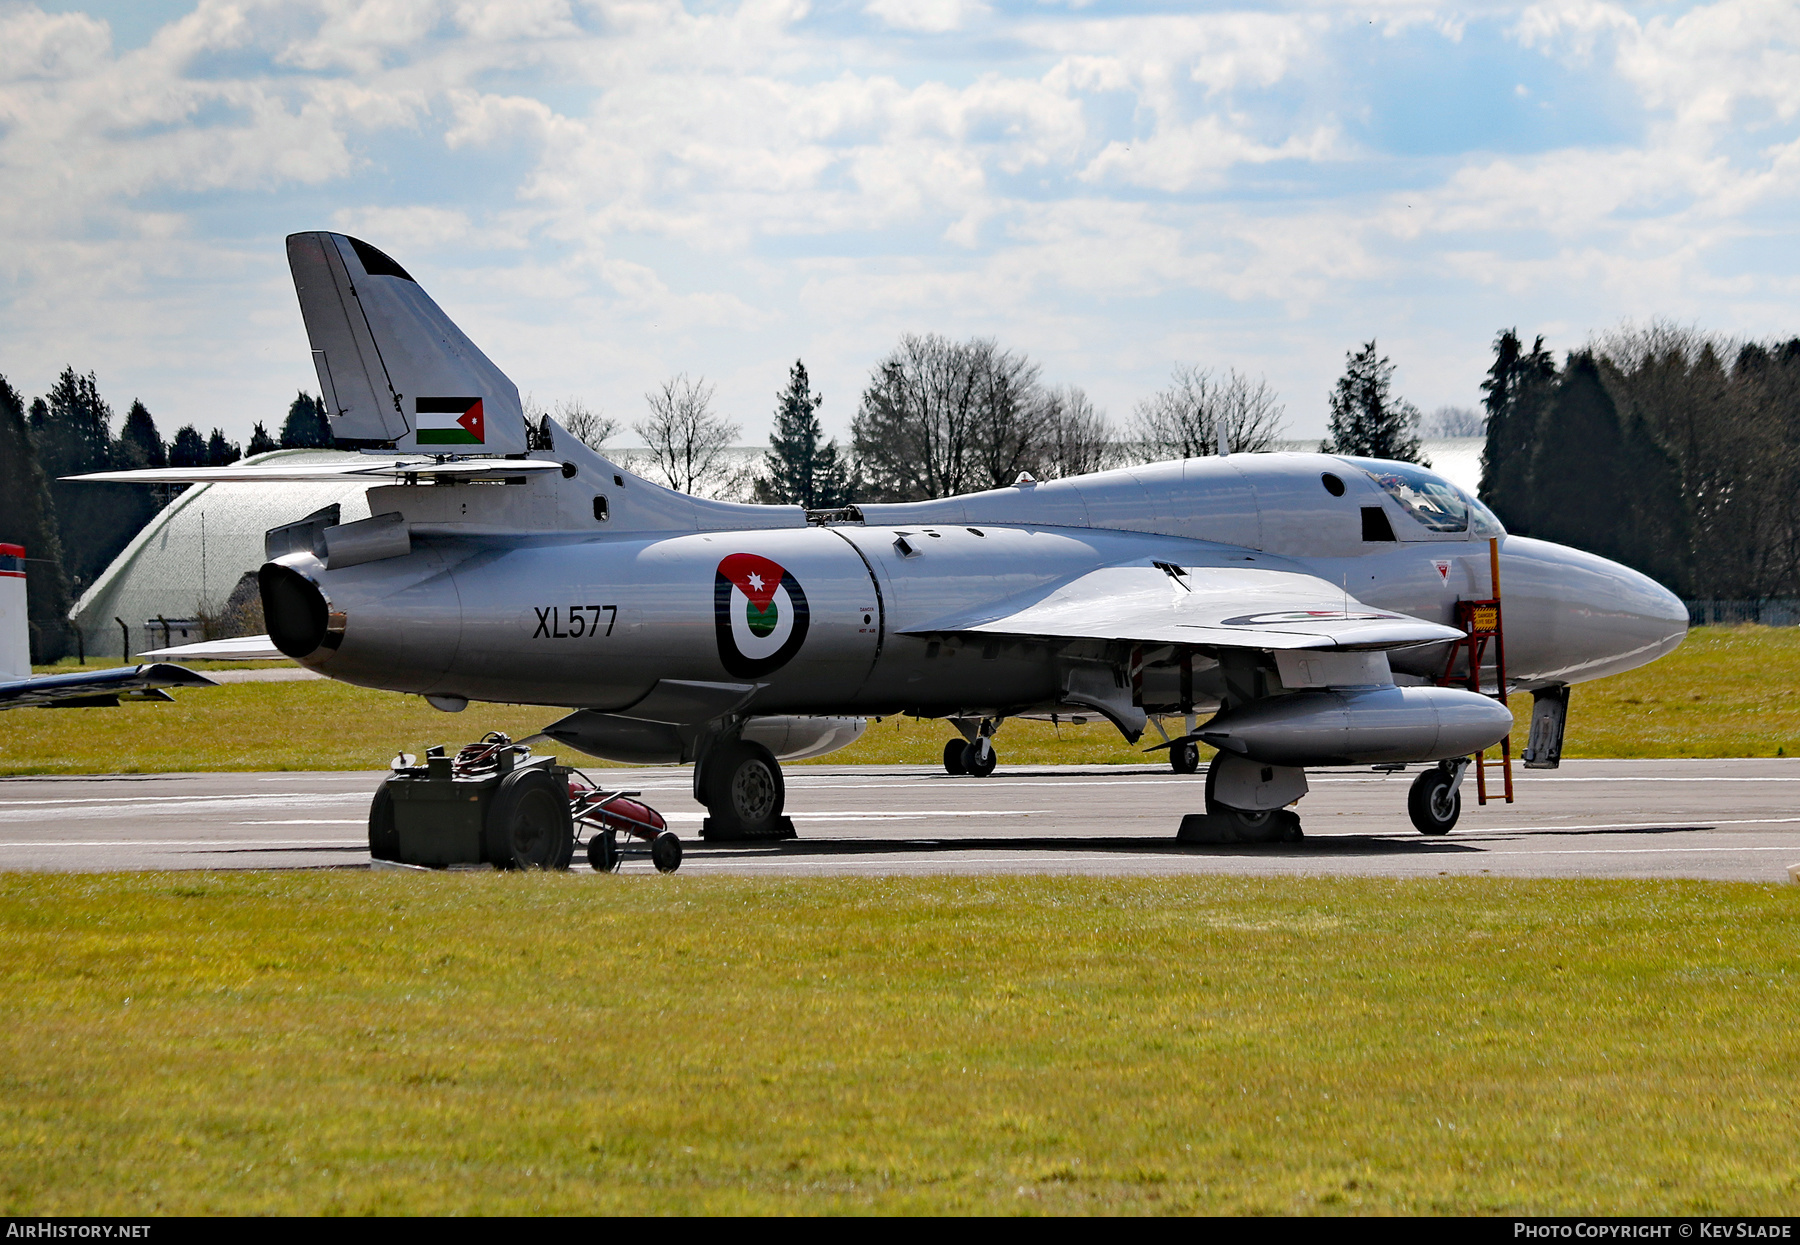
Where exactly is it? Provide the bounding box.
[1343,458,1504,538]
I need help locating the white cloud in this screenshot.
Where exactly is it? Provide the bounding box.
[0,0,1796,444]
[0,7,111,79]
[863,0,987,35]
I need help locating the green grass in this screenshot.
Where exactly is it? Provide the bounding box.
[0,679,564,775]
[6,626,1798,775]
[31,658,299,673]
[1,872,1795,1214]
[1558,625,1800,758]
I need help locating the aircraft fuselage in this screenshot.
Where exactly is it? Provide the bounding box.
[265,451,1688,724]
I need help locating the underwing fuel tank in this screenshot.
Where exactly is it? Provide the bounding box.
[1198,685,1514,767]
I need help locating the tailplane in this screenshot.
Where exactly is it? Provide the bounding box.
[286,232,528,455]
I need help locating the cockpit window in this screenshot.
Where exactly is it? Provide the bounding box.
[1459,488,1505,538]
[1360,463,1468,533]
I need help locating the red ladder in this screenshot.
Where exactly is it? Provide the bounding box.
[1437,539,1514,804]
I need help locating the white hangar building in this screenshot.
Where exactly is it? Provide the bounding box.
[70,450,373,659]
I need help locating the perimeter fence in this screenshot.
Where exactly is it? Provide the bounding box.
[1684,599,1800,626]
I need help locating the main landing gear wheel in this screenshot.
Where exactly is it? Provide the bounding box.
[700,739,789,840]
[1169,740,1200,774]
[942,738,968,775]
[1203,754,1301,844]
[368,783,399,862]
[1408,763,1463,836]
[965,737,998,778]
[943,737,998,777]
[485,768,575,869]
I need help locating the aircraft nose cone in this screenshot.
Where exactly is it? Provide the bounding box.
[1500,536,1688,684]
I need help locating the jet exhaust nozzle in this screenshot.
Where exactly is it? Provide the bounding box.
[1199,684,1514,768]
[259,563,343,660]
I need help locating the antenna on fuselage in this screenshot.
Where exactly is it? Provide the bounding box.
[1216,423,1230,457]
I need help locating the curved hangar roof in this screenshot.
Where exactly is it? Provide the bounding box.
[70,450,373,659]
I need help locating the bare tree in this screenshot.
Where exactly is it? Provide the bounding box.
[525,395,619,452]
[1128,365,1286,462]
[1423,405,1485,438]
[967,341,1047,491]
[557,399,619,451]
[1037,385,1115,478]
[633,375,746,498]
[852,334,1126,499]
[852,335,1024,500]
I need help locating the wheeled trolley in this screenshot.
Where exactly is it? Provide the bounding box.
[571,784,682,874]
[369,732,680,872]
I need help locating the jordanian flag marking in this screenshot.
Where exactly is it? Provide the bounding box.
[415,397,485,445]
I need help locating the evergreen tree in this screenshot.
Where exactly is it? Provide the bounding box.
[754,360,851,508]
[118,400,168,468]
[1322,340,1426,463]
[1528,353,1628,561]
[279,392,331,448]
[169,425,207,467]
[30,368,112,479]
[1610,379,1687,594]
[1478,330,1558,535]
[0,374,74,662]
[105,399,169,567]
[27,368,156,592]
[205,429,241,467]
[247,422,278,456]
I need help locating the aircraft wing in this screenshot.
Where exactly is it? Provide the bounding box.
[904,563,1464,651]
[66,459,563,485]
[139,635,287,662]
[0,663,218,710]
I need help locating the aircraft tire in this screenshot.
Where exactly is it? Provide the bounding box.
[368,782,400,862]
[966,738,998,778]
[1203,753,1287,844]
[699,739,787,839]
[1407,766,1461,835]
[943,738,969,775]
[651,831,683,873]
[486,768,575,869]
[1170,740,1200,774]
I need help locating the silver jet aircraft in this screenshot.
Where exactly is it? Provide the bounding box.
[80,233,1689,851]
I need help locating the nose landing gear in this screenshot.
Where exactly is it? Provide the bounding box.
[1169,739,1201,774]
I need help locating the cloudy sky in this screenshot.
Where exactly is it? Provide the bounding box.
[1,0,1795,448]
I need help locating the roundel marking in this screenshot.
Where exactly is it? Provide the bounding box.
[1220,609,1402,625]
[715,552,810,677]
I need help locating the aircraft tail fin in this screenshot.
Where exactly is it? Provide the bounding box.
[286,233,528,455]
[0,545,30,679]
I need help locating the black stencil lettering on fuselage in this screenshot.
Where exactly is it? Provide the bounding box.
[532,605,616,638]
